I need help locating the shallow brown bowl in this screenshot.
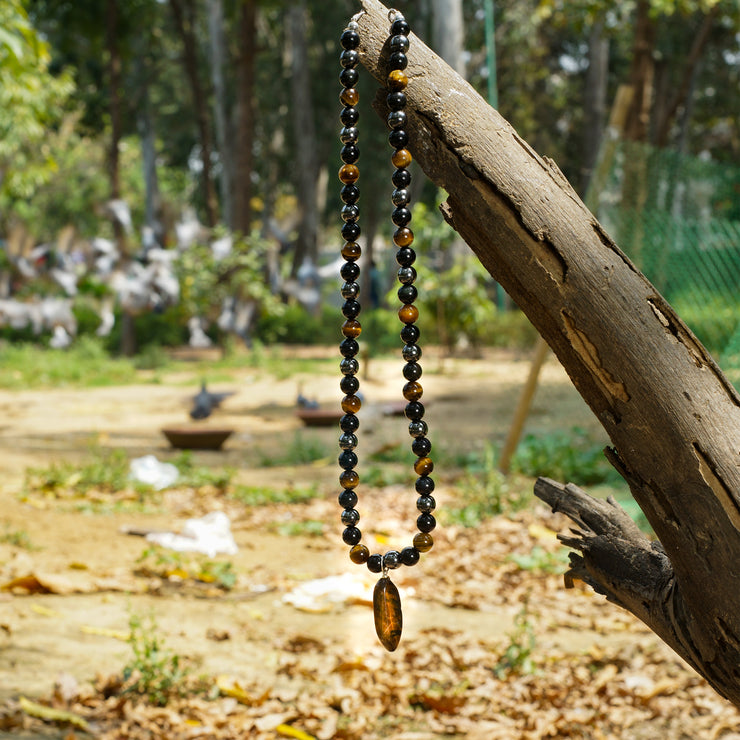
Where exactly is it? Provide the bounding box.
[162,427,234,450]
[295,408,343,427]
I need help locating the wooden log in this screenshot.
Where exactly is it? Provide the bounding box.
[356,0,740,706]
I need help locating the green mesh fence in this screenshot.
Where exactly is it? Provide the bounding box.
[586,139,740,381]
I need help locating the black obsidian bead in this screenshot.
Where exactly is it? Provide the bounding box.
[340,126,358,144]
[400,546,420,566]
[390,34,410,53]
[340,49,359,68]
[404,400,424,419]
[367,554,383,573]
[341,508,360,525]
[415,476,435,495]
[398,284,417,304]
[400,324,420,343]
[388,130,408,149]
[383,550,401,569]
[417,513,436,533]
[392,168,411,188]
[340,375,359,395]
[339,67,358,87]
[403,362,422,381]
[340,282,359,301]
[388,52,408,70]
[387,110,407,129]
[408,419,428,437]
[338,489,358,508]
[341,204,360,222]
[342,300,361,320]
[340,413,359,432]
[392,207,412,227]
[338,450,358,470]
[340,337,359,357]
[391,18,410,36]
[340,261,360,281]
[343,526,362,545]
[416,494,436,512]
[340,106,359,126]
[341,221,361,241]
[392,188,410,207]
[395,246,415,267]
[338,431,358,450]
[340,144,359,164]
[341,184,360,204]
[402,344,421,363]
[340,358,359,376]
[412,436,432,456]
[386,91,406,111]
[397,266,416,284]
[340,29,360,49]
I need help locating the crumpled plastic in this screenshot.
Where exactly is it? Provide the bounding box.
[129,454,179,490]
[145,511,238,557]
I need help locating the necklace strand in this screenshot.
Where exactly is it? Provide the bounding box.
[337,10,436,651]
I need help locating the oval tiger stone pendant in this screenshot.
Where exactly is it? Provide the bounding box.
[373,576,403,652]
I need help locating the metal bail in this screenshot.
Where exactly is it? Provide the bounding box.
[373,576,403,652]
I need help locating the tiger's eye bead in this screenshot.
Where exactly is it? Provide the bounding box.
[417,513,436,533]
[390,34,410,53]
[341,183,360,203]
[341,144,359,164]
[341,299,361,320]
[340,49,359,68]
[415,477,435,495]
[387,69,408,90]
[340,470,359,489]
[338,450,358,469]
[339,67,358,88]
[350,544,370,564]
[341,221,361,241]
[342,242,361,261]
[392,168,411,188]
[340,357,359,375]
[340,107,359,126]
[400,546,420,566]
[338,489,358,508]
[388,129,409,149]
[343,526,362,546]
[416,494,436,512]
[341,319,361,338]
[340,261,360,281]
[412,436,432,456]
[393,227,414,247]
[386,91,406,111]
[340,29,360,50]
[413,532,434,552]
[341,394,362,413]
[341,204,360,222]
[339,335,359,356]
[388,51,408,70]
[340,125,359,144]
[387,110,407,129]
[384,550,401,570]
[403,381,423,401]
[392,207,412,226]
[340,88,359,106]
[340,376,359,395]
[340,413,359,432]
[391,18,410,36]
[391,149,412,168]
[408,419,428,437]
[398,284,417,304]
[338,164,359,184]
[392,188,410,207]
[404,400,424,419]
[402,343,421,362]
[341,508,360,525]
[403,362,422,381]
[414,456,434,475]
[367,554,383,573]
[401,324,420,344]
[339,432,358,450]
[398,304,419,324]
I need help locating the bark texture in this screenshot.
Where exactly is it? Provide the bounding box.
[357,0,740,707]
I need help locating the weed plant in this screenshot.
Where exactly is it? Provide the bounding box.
[229,483,319,507]
[0,526,36,550]
[136,546,237,590]
[172,450,233,490]
[494,600,537,678]
[257,432,331,467]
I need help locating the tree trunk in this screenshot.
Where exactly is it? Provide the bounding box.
[232,0,256,235]
[431,0,465,76]
[357,0,740,709]
[169,0,219,227]
[581,18,609,196]
[623,0,656,143]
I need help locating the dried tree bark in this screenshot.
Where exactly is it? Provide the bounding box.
[356,0,740,708]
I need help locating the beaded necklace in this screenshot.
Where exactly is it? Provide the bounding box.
[337,10,436,653]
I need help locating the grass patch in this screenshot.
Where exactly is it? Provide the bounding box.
[273,519,326,537]
[256,432,332,467]
[0,525,36,550]
[171,451,234,491]
[136,546,237,591]
[229,484,319,507]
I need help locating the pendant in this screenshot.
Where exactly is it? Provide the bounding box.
[373,576,403,652]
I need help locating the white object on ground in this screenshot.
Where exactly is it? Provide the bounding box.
[282,572,374,613]
[146,511,238,557]
[129,454,179,491]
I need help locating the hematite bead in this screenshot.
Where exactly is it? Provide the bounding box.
[415,477,435,495]
[392,207,412,226]
[340,376,359,395]
[397,266,416,284]
[386,91,406,111]
[388,51,408,70]
[400,546,420,566]
[367,554,383,573]
[341,299,361,320]
[338,450,358,470]
[396,247,416,267]
[403,381,423,401]
[339,67,358,88]
[340,125,358,144]
[390,34,410,53]
[383,550,401,570]
[392,188,410,206]
[340,356,359,375]
[350,544,369,564]
[416,494,436,512]
[341,394,361,414]
[341,221,361,241]
[340,413,359,432]
[338,432,358,450]
[340,28,360,49]
[404,400,424,419]
[343,526,362,545]
[340,337,359,356]
[398,284,417,304]
[340,49,359,68]
[340,144,359,164]
[341,508,360,525]
[401,327,420,347]
[402,343,421,362]
[412,436,432,456]
[414,456,434,475]
[391,18,410,36]
[387,110,407,129]
[340,261,360,281]
[340,107,359,126]
[338,489,358,508]
[341,183,360,203]
[403,362,422,381]
[339,469,359,489]
[388,130,408,149]
[392,168,411,188]
[417,513,436,533]
[341,204,360,222]
[408,419,428,437]
[413,532,433,552]
[340,281,359,301]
